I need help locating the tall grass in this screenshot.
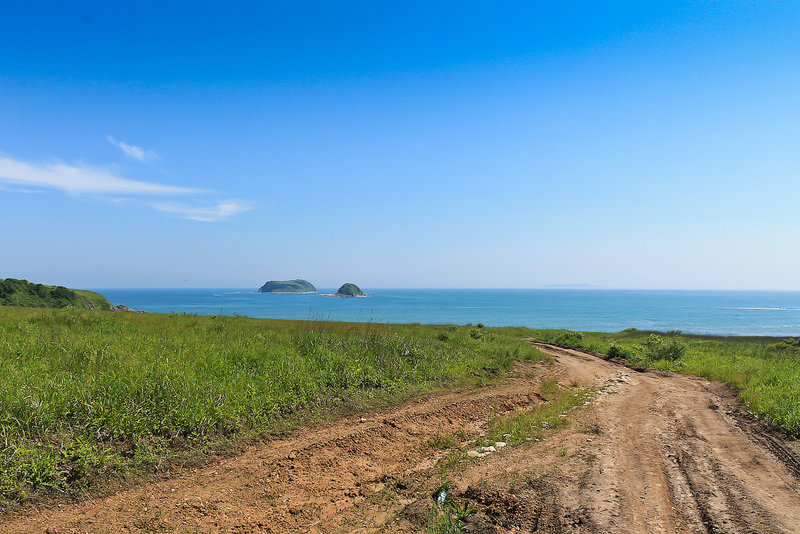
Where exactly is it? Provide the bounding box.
[0,307,548,507]
[524,327,800,438]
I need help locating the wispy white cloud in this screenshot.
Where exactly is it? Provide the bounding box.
[0,156,200,195]
[0,183,42,194]
[0,153,249,222]
[150,200,251,222]
[107,136,160,163]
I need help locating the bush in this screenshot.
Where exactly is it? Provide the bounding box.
[771,338,800,352]
[607,342,633,360]
[641,334,685,362]
[554,331,583,348]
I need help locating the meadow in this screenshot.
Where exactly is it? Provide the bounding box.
[518,327,800,438]
[3,307,799,511]
[0,307,547,508]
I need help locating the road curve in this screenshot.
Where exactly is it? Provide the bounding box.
[530,341,800,534]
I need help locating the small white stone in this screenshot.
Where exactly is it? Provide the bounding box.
[494,441,507,448]
[467,450,480,458]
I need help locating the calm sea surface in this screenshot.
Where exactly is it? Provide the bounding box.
[95,289,800,337]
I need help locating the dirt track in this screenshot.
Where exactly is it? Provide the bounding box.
[3,342,800,533]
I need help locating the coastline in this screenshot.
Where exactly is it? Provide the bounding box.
[94,288,800,337]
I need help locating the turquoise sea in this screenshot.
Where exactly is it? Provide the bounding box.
[95,288,800,337]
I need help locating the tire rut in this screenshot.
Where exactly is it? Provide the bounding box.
[5,343,800,533]
[0,366,553,534]
[532,342,800,534]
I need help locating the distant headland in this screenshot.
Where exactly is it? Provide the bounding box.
[0,278,114,310]
[257,279,318,293]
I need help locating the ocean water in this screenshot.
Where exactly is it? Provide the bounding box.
[95,288,800,337]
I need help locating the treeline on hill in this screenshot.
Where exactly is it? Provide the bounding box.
[0,278,113,310]
[520,327,800,439]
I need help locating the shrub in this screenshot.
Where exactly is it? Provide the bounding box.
[771,338,800,352]
[641,334,685,362]
[607,342,633,360]
[554,331,583,348]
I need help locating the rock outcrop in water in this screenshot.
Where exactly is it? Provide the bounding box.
[258,279,318,293]
[334,283,365,297]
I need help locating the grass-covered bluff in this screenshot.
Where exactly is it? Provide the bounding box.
[0,278,113,310]
[0,307,547,507]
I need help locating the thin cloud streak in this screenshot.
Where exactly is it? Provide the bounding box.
[150,200,251,222]
[0,154,248,222]
[0,156,200,195]
[107,136,160,163]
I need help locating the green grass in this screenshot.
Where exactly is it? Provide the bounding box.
[0,307,548,508]
[523,327,800,438]
[71,289,115,310]
[481,379,591,445]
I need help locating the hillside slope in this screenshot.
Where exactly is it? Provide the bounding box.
[0,278,113,310]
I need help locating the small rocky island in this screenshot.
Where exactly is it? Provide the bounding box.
[334,283,366,297]
[258,279,318,293]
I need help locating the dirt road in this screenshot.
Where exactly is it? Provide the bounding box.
[3,342,800,533]
[530,342,800,534]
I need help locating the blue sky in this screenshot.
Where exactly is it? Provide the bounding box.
[2,1,799,289]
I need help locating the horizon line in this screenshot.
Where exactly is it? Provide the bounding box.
[88,286,800,292]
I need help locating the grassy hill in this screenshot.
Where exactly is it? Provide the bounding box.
[0,278,113,310]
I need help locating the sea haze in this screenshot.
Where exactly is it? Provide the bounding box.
[94,289,800,337]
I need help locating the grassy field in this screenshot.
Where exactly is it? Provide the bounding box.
[4,306,799,511]
[516,327,800,438]
[0,307,548,508]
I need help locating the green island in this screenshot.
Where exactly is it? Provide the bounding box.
[0,307,798,510]
[334,283,365,297]
[0,278,113,311]
[257,279,317,293]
